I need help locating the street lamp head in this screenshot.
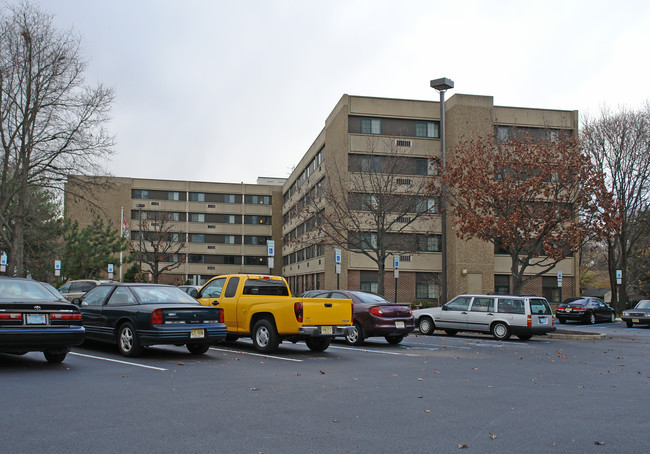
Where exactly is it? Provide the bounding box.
[430,77,454,91]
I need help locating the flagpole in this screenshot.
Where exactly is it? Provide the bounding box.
[120,206,124,282]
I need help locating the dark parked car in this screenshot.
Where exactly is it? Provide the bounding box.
[0,277,85,363]
[555,297,616,325]
[622,300,650,328]
[74,283,227,357]
[317,290,414,345]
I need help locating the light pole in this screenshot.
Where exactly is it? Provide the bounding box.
[136,203,145,275]
[430,77,454,305]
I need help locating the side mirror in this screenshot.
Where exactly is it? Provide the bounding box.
[71,297,81,306]
[189,289,198,298]
[441,305,448,311]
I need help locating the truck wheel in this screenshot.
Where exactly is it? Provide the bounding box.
[186,343,210,355]
[305,337,331,352]
[345,323,364,346]
[252,319,280,353]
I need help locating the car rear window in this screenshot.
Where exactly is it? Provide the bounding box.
[242,279,289,296]
[530,298,552,315]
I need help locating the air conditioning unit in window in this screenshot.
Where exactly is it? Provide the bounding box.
[396,139,412,147]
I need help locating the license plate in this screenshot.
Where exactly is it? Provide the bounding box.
[632,319,640,323]
[190,328,204,338]
[395,321,405,329]
[539,317,547,324]
[321,326,333,335]
[565,308,572,312]
[26,314,47,325]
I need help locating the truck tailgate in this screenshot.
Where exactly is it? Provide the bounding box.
[301,297,352,325]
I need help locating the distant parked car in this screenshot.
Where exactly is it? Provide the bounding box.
[555,297,616,325]
[0,277,85,363]
[74,283,227,357]
[298,290,327,298]
[621,300,650,328]
[413,294,555,340]
[58,279,113,302]
[316,290,414,345]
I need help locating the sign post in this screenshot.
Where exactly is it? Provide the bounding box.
[267,240,275,275]
[335,248,341,290]
[556,271,562,304]
[616,269,622,315]
[1,252,7,274]
[108,263,114,280]
[393,254,400,303]
[54,260,61,278]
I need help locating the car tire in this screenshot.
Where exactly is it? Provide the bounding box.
[44,348,70,363]
[305,337,331,352]
[444,329,458,336]
[385,335,404,345]
[345,323,364,346]
[626,320,633,328]
[252,319,280,353]
[418,317,435,335]
[587,312,596,325]
[609,312,616,323]
[117,322,143,357]
[516,334,533,341]
[558,317,566,324]
[491,322,511,340]
[186,343,210,355]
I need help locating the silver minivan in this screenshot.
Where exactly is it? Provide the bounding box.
[413,294,556,340]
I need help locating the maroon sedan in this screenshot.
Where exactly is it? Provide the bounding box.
[317,290,414,345]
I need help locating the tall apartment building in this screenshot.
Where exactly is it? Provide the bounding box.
[281,94,580,303]
[64,176,285,285]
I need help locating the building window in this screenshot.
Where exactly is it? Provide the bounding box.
[167,191,180,201]
[188,254,204,264]
[245,195,271,205]
[189,213,205,223]
[494,275,510,294]
[360,232,377,250]
[171,212,181,222]
[542,276,561,303]
[223,194,236,204]
[223,215,237,224]
[360,118,381,135]
[189,192,205,202]
[190,234,205,243]
[245,256,267,266]
[132,189,149,199]
[245,236,270,245]
[416,273,440,300]
[224,235,236,244]
[415,121,439,138]
[360,270,378,293]
[244,215,271,225]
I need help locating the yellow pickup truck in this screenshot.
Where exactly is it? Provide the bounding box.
[196,274,353,353]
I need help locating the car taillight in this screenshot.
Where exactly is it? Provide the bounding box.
[0,313,22,320]
[151,309,163,325]
[219,308,224,324]
[294,302,303,322]
[369,306,385,317]
[50,313,82,320]
[572,307,587,312]
[527,314,532,327]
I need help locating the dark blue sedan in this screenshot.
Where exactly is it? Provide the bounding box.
[75,283,226,357]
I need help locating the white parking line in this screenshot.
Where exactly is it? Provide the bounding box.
[210,347,303,362]
[70,352,168,371]
[328,345,414,356]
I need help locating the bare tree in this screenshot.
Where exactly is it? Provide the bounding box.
[581,104,650,309]
[293,136,439,297]
[131,211,186,284]
[0,1,115,276]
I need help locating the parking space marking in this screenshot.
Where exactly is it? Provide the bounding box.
[70,352,168,371]
[210,347,303,362]
[401,341,472,350]
[328,344,415,356]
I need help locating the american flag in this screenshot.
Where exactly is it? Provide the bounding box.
[122,214,130,238]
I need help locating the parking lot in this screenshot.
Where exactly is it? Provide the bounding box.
[2,321,649,453]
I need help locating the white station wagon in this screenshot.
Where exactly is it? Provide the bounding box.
[413,294,556,340]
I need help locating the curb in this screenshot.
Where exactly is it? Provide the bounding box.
[545,331,606,340]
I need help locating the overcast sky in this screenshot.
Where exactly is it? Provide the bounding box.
[29,0,650,184]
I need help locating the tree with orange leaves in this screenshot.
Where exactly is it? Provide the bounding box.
[430,132,620,295]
